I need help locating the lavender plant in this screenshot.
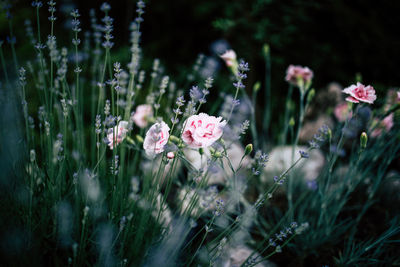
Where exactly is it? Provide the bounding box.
[0,1,399,266]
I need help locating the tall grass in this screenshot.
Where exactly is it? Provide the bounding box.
[0,1,399,266]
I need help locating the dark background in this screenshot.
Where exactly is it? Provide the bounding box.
[1,0,400,99]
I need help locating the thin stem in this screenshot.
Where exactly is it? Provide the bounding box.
[262,49,271,146]
[0,44,10,87]
[288,91,305,217]
[8,20,19,73]
[227,84,241,124]
[281,84,293,145]
[187,217,216,266]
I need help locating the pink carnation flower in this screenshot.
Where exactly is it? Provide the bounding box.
[371,113,394,137]
[342,82,376,104]
[133,104,153,128]
[143,121,170,157]
[285,65,313,87]
[334,102,352,122]
[220,50,237,67]
[182,113,226,148]
[107,121,129,150]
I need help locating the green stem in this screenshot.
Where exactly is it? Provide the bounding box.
[288,92,305,218]
[187,217,216,266]
[0,44,10,87]
[281,84,293,145]
[262,50,271,147]
[8,20,19,73]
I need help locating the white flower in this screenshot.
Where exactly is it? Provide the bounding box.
[107,121,129,150]
[132,104,153,128]
[220,50,237,67]
[143,121,170,157]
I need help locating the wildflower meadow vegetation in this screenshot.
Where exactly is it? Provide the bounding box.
[1,1,400,266]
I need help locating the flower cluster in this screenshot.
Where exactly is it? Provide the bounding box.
[308,124,330,149]
[171,95,185,124]
[214,198,225,216]
[251,151,269,175]
[268,222,309,254]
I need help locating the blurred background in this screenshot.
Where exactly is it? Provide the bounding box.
[1,0,400,91]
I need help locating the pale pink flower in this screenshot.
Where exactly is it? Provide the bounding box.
[143,121,170,157]
[342,82,376,104]
[397,91,400,101]
[220,50,237,67]
[334,102,352,122]
[132,104,153,128]
[371,113,394,137]
[285,65,313,87]
[107,121,129,150]
[182,113,226,148]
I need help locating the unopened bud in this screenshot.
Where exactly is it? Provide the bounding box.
[262,43,270,57]
[167,152,175,159]
[289,117,295,127]
[355,72,362,83]
[178,143,185,149]
[169,135,180,144]
[126,136,136,145]
[244,144,253,156]
[209,147,216,154]
[253,81,261,93]
[135,134,144,144]
[214,151,222,158]
[83,206,90,217]
[199,147,204,155]
[360,132,368,150]
[30,149,36,162]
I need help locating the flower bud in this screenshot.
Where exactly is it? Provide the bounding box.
[167,152,175,159]
[262,44,270,58]
[169,135,180,144]
[289,117,295,127]
[135,134,144,144]
[213,151,222,158]
[355,72,362,83]
[178,142,185,149]
[83,206,90,217]
[30,149,36,162]
[126,136,136,145]
[360,132,368,150]
[199,147,204,155]
[209,147,216,154]
[253,81,261,93]
[244,144,253,156]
